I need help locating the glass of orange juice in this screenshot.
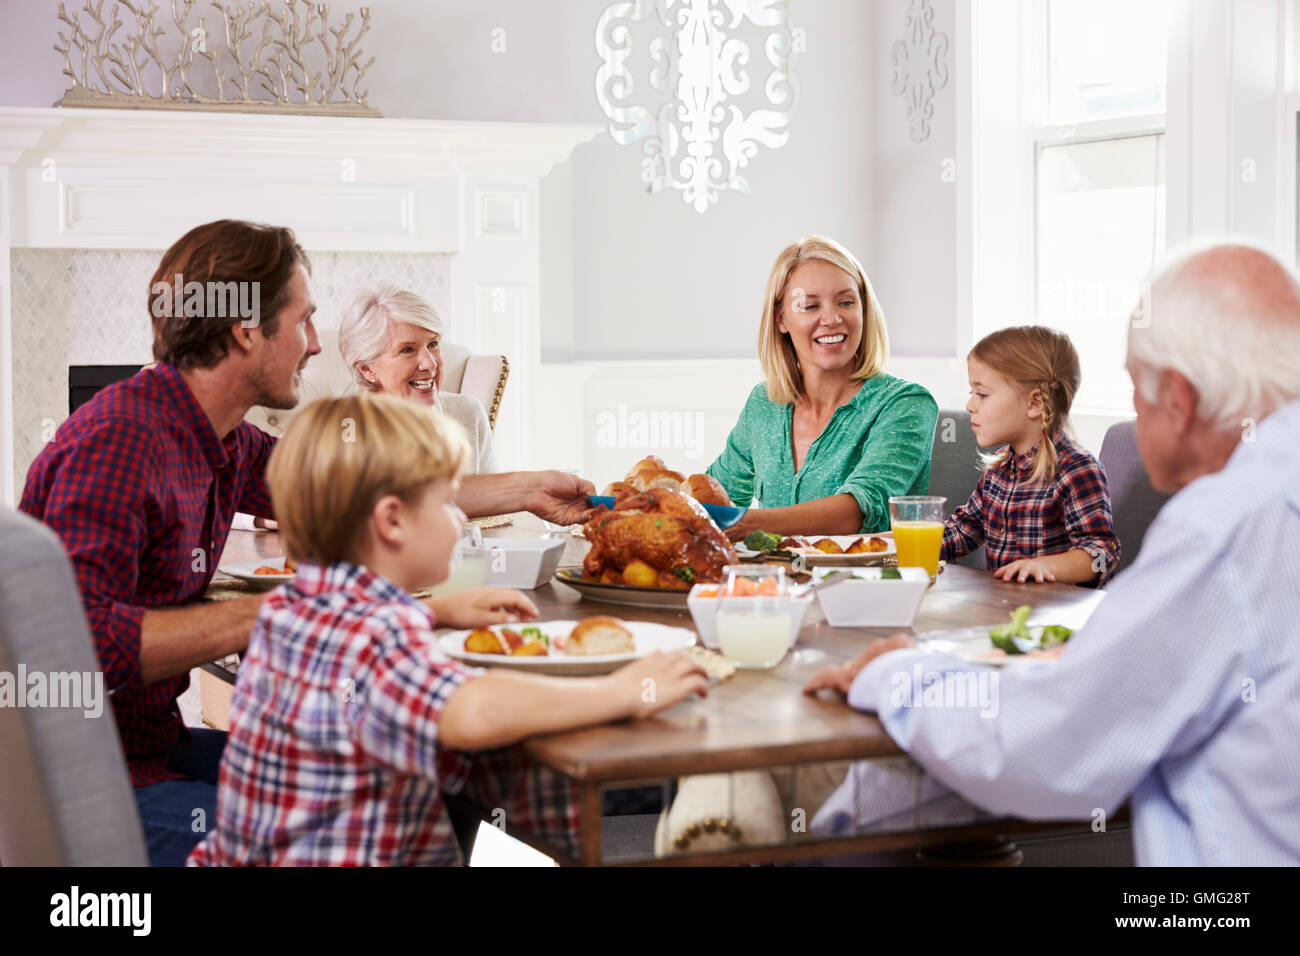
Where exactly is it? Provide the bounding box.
[888,496,946,579]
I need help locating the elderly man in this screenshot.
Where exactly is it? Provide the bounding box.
[805,242,1300,865]
[19,219,595,866]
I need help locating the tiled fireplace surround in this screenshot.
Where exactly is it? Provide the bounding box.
[0,107,601,504]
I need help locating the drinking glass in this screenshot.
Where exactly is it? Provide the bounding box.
[888,496,946,579]
[721,563,788,598]
[716,595,795,669]
[426,524,489,596]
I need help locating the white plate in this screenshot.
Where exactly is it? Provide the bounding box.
[916,625,1065,667]
[438,619,698,675]
[736,532,896,566]
[219,558,293,590]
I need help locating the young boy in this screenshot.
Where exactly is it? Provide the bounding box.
[189,393,708,865]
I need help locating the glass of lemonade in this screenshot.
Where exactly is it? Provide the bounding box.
[716,565,792,669]
[425,524,488,596]
[889,495,947,579]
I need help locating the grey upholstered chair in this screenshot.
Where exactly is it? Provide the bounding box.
[1098,420,1171,580]
[928,409,989,569]
[0,508,147,865]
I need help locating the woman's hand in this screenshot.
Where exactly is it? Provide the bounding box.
[605,651,710,719]
[723,508,761,543]
[803,633,914,696]
[526,470,597,526]
[424,588,538,629]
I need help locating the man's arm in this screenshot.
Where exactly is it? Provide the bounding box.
[843,515,1248,819]
[457,470,596,525]
[137,596,266,685]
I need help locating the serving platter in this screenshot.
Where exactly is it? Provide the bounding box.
[554,567,695,609]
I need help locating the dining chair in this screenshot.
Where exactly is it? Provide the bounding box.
[927,409,988,570]
[244,326,509,436]
[0,508,148,865]
[1098,419,1171,580]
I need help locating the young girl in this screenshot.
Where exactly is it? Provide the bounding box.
[189,393,707,866]
[943,326,1120,585]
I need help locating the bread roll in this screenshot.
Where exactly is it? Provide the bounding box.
[602,480,638,498]
[682,473,730,506]
[565,616,635,656]
[625,456,667,480]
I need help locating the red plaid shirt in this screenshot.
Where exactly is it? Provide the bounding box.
[19,363,276,785]
[940,432,1121,583]
[188,561,581,866]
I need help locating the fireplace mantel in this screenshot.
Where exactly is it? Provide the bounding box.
[0,107,600,503]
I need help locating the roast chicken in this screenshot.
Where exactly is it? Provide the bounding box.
[582,487,737,586]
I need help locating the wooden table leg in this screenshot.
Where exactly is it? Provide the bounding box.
[580,785,604,866]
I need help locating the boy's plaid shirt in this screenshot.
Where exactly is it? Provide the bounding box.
[189,561,579,866]
[940,432,1121,583]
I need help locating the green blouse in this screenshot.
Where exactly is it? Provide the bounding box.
[706,374,939,533]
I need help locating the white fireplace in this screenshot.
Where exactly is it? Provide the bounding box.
[0,106,599,504]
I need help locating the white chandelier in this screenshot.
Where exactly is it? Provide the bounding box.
[596,0,800,213]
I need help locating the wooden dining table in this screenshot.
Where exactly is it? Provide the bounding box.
[209,513,1110,866]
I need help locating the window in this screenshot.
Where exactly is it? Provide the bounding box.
[969,0,1172,417]
[1029,0,1171,412]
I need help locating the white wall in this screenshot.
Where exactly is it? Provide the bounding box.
[4,0,1295,478]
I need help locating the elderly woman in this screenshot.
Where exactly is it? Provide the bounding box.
[339,284,496,474]
[710,235,939,539]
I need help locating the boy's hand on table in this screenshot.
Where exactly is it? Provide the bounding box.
[803,633,914,696]
[993,558,1056,583]
[425,588,538,629]
[607,651,710,719]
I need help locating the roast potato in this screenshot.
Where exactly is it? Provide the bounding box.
[465,628,507,655]
[622,559,659,588]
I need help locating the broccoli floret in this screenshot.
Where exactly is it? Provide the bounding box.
[1038,624,1073,647]
[989,605,1032,655]
[742,530,783,552]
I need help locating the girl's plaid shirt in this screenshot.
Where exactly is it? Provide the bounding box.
[940,432,1121,583]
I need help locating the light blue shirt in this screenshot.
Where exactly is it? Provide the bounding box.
[844,398,1300,865]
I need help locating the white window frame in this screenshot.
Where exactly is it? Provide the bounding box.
[968,0,1170,419]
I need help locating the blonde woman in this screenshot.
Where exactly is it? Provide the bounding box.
[709,235,939,539]
[339,284,496,474]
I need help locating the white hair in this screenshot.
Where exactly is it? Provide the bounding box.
[1127,239,1300,431]
[338,284,442,391]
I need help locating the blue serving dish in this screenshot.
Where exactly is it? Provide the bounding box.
[588,495,744,530]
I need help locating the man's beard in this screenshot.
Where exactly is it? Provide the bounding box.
[250,360,302,411]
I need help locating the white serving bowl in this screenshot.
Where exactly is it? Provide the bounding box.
[687,585,814,650]
[813,566,931,628]
[484,538,568,589]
